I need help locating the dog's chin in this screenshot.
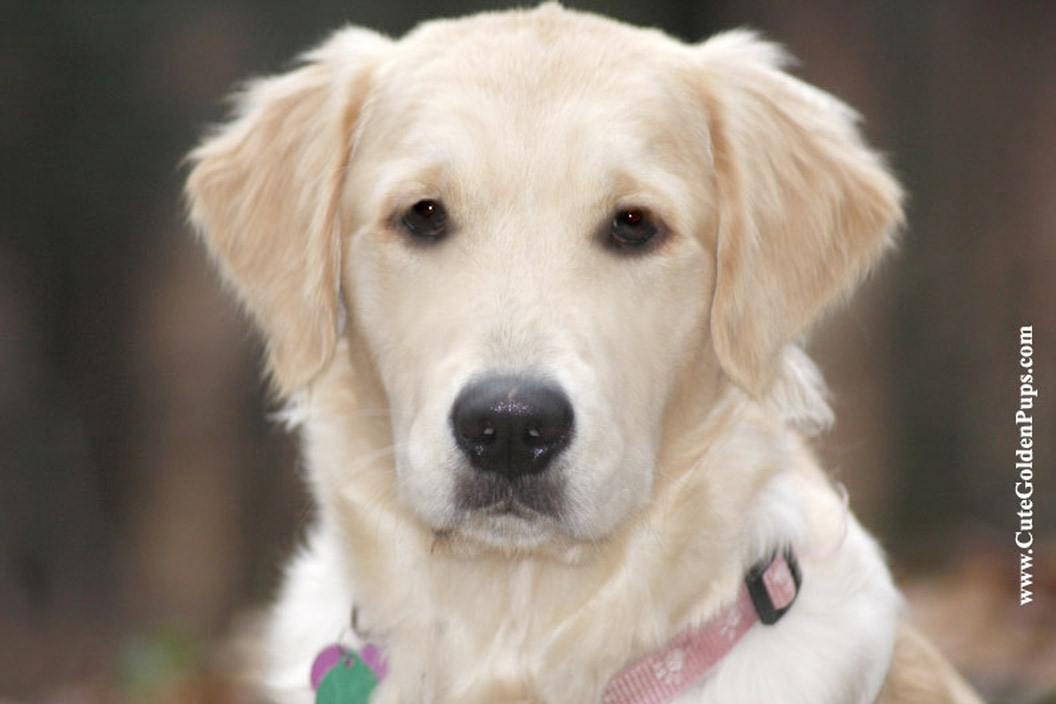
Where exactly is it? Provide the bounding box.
[432,508,592,560]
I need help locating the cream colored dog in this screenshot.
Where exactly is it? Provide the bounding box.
[186,5,981,703]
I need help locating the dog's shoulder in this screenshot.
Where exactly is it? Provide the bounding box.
[876,623,985,704]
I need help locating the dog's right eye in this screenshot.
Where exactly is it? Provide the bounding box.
[608,208,659,249]
[401,199,448,240]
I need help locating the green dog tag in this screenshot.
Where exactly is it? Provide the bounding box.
[315,651,379,704]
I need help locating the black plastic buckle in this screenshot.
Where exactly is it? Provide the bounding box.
[745,547,802,626]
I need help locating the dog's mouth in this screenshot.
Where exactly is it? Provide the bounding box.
[456,472,564,520]
[438,473,568,551]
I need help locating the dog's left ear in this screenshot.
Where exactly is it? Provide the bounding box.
[695,32,904,396]
[185,28,391,394]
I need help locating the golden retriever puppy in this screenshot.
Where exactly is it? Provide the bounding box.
[186,5,982,703]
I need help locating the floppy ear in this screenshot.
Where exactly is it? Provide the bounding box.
[697,31,904,395]
[185,28,390,394]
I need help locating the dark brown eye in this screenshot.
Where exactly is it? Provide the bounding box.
[401,199,448,240]
[610,208,658,248]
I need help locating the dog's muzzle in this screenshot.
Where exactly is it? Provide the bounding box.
[450,376,573,517]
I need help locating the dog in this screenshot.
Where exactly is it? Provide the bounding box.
[186,5,983,703]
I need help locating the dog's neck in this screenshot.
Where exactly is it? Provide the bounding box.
[316,548,801,703]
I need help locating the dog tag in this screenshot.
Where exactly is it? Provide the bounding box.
[313,646,379,704]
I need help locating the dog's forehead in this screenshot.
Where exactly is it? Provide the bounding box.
[355,9,698,185]
[392,6,680,94]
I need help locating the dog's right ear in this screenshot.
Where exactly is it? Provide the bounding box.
[694,31,904,396]
[185,28,391,394]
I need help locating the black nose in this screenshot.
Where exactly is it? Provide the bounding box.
[451,376,574,479]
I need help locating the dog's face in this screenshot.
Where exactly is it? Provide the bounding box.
[341,21,718,548]
[186,6,902,553]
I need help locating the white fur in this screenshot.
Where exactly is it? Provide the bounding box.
[260,365,899,704]
[185,5,923,703]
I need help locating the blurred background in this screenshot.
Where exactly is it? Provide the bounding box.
[1,1,1053,702]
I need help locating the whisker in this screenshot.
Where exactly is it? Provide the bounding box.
[343,443,401,474]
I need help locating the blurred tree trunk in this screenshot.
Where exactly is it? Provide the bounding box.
[884,1,1056,557]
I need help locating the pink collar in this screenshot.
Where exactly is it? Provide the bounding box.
[601,549,801,704]
[312,549,800,704]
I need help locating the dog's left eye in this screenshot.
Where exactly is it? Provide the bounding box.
[609,208,658,248]
[401,199,448,240]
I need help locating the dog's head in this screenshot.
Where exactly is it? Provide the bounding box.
[186,5,902,553]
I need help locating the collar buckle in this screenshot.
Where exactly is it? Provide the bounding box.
[745,547,802,625]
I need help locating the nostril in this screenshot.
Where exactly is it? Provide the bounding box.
[450,376,574,478]
[524,421,564,448]
[455,418,497,458]
[459,418,494,440]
